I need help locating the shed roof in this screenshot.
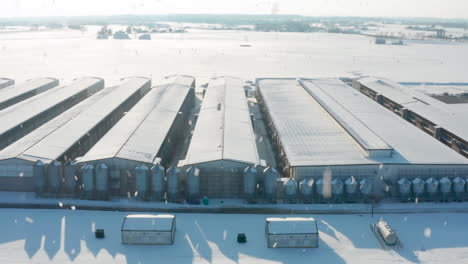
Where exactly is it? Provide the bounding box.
[357,77,468,144]
[0,77,103,141]
[0,78,58,110]
[257,78,374,167]
[122,214,175,231]
[183,76,259,166]
[301,79,468,165]
[79,75,194,165]
[266,217,318,234]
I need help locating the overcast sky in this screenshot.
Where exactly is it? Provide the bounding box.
[1,0,468,19]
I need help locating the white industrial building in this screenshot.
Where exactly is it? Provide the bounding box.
[121,214,176,245]
[77,75,195,198]
[0,77,59,111]
[0,77,150,193]
[179,76,261,198]
[265,217,319,248]
[353,77,468,158]
[257,78,468,201]
[0,77,104,150]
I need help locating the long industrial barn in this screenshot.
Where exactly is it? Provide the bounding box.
[353,77,468,158]
[0,77,59,111]
[78,75,195,197]
[180,76,260,198]
[0,78,14,89]
[0,77,150,192]
[0,77,104,150]
[257,78,468,199]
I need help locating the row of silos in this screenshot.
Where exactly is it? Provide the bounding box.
[275,176,375,203]
[398,177,467,202]
[33,160,78,197]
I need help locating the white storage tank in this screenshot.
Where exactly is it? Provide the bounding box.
[33,160,47,194]
[376,219,397,245]
[412,178,424,196]
[121,214,176,245]
[315,178,325,200]
[81,164,94,194]
[439,177,452,194]
[398,178,411,196]
[64,161,77,194]
[135,164,149,199]
[150,163,165,201]
[243,166,257,201]
[95,163,109,200]
[263,167,278,201]
[284,178,297,201]
[345,176,358,195]
[331,178,344,202]
[186,166,200,204]
[265,217,318,248]
[299,178,314,201]
[166,167,180,202]
[359,178,372,196]
[47,160,62,194]
[453,177,465,193]
[425,177,439,194]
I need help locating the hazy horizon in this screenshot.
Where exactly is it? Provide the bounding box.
[2,0,468,19]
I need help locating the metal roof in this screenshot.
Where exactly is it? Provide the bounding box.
[0,77,149,163]
[266,217,317,234]
[0,77,59,111]
[122,214,175,231]
[299,79,393,158]
[257,78,374,167]
[0,78,14,89]
[301,79,468,165]
[0,77,103,143]
[183,76,260,166]
[79,75,194,165]
[0,86,114,162]
[357,77,468,143]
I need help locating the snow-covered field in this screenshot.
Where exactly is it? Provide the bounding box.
[1,27,468,87]
[0,209,467,263]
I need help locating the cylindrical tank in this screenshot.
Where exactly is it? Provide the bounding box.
[316,178,324,198]
[332,178,344,195]
[150,163,165,200]
[47,160,62,194]
[166,167,180,202]
[64,161,77,194]
[263,167,278,201]
[81,164,94,192]
[439,177,452,194]
[33,160,47,194]
[299,178,314,196]
[376,219,397,245]
[284,178,297,201]
[95,163,109,201]
[345,176,358,194]
[243,166,257,200]
[398,178,411,195]
[186,166,200,204]
[359,178,372,195]
[412,178,424,196]
[135,164,149,199]
[453,177,465,193]
[425,177,439,194]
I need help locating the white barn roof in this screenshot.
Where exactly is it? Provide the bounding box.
[266,217,318,234]
[183,76,259,166]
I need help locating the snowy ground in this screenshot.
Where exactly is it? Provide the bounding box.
[1,27,468,87]
[0,208,467,263]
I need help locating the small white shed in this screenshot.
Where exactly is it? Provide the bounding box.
[265,217,319,248]
[121,214,176,245]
